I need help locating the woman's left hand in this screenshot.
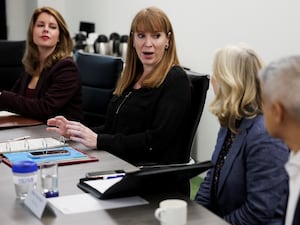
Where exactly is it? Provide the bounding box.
[65,121,98,149]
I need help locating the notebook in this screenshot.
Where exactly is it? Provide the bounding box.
[77,160,213,199]
[0,137,64,154]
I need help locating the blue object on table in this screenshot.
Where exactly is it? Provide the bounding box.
[3,146,87,165]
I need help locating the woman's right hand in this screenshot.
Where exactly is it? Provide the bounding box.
[47,115,98,149]
[46,115,71,138]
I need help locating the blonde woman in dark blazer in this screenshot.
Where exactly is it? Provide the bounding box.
[195,44,289,225]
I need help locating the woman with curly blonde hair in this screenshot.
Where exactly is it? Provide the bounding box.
[195,44,289,225]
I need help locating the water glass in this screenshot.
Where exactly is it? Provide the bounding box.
[40,162,59,198]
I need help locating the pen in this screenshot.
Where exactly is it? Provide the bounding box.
[13,135,31,141]
[85,176,104,180]
[105,174,125,179]
[85,173,125,179]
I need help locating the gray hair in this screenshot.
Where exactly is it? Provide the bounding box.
[259,55,300,118]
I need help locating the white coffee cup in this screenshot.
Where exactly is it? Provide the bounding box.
[154,199,187,225]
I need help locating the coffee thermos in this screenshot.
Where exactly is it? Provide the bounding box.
[94,34,109,55]
[119,35,128,60]
[73,32,87,51]
[91,32,128,58]
[108,32,120,56]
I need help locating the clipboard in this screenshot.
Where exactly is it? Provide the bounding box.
[77,160,213,199]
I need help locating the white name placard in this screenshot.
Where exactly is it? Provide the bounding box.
[24,188,56,218]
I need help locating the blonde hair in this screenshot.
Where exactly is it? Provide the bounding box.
[210,44,264,133]
[22,6,73,75]
[114,7,180,95]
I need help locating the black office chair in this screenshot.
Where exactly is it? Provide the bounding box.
[75,51,124,128]
[181,70,210,163]
[0,40,26,90]
[127,69,210,197]
[139,70,210,167]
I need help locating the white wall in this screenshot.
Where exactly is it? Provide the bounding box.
[6,0,300,163]
[6,0,37,40]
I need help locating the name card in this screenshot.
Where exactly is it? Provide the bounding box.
[24,188,56,218]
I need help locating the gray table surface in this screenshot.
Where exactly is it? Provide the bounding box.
[0,125,229,225]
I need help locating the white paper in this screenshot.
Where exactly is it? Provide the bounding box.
[84,177,123,193]
[48,193,148,214]
[0,111,19,117]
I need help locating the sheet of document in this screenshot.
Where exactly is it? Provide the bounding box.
[84,177,123,193]
[48,193,148,214]
[0,111,19,117]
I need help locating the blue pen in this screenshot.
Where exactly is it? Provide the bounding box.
[105,174,125,179]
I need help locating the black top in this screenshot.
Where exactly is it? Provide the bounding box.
[97,66,191,165]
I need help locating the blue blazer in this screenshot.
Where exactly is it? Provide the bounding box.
[195,115,289,225]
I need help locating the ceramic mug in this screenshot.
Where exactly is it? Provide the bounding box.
[154,199,187,225]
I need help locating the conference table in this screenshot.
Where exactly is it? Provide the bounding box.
[0,124,229,225]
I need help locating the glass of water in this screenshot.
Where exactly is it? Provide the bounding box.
[40,162,59,198]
